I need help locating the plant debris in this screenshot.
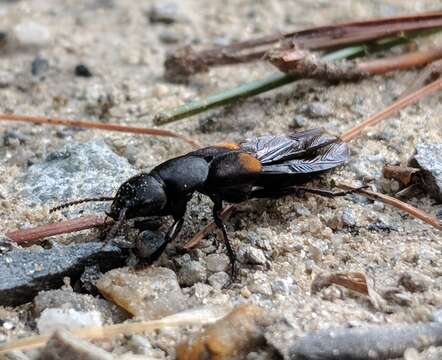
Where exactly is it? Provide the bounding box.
[164,11,442,78]
[176,304,274,360]
[288,322,442,360]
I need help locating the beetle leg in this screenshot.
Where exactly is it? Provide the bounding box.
[211,196,238,287]
[290,185,368,198]
[135,217,184,270]
[251,185,367,199]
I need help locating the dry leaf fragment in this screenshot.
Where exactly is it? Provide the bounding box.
[176,303,273,360]
[383,164,422,187]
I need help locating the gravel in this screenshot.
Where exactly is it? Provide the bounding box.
[0,0,441,358]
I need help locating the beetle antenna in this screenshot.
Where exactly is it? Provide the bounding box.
[49,197,114,213]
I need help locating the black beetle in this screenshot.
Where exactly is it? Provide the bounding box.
[52,128,355,284]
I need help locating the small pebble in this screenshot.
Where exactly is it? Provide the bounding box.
[39,330,114,360]
[159,30,182,44]
[271,277,296,295]
[248,272,273,296]
[341,208,356,227]
[206,253,229,273]
[74,64,93,77]
[152,83,170,98]
[31,56,49,77]
[3,129,27,147]
[190,283,212,300]
[243,247,267,265]
[36,308,102,334]
[290,115,308,128]
[403,347,421,360]
[2,321,14,330]
[431,309,442,323]
[148,2,182,24]
[0,32,7,48]
[299,102,331,118]
[96,267,187,319]
[0,69,14,88]
[178,260,207,286]
[14,21,51,47]
[208,272,230,290]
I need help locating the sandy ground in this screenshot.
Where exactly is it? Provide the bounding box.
[0,0,441,359]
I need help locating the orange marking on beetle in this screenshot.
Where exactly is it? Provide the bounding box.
[216,142,240,150]
[238,153,262,173]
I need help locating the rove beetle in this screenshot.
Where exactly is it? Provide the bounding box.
[53,128,355,284]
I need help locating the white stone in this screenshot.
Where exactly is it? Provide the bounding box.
[14,21,51,47]
[37,308,102,334]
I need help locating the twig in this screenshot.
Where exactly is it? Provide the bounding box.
[183,205,235,249]
[340,76,442,142]
[0,113,200,148]
[382,164,421,187]
[153,33,422,125]
[0,305,230,353]
[398,58,442,98]
[289,322,442,360]
[268,46,442,80]
[164,12,442,77]
[311,272,369,295]
[5,215,112,245]
[357,46,442,74]
[337,183,442,231]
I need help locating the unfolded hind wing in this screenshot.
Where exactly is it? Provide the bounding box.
[260,141,348,174]
[239,128,340,164]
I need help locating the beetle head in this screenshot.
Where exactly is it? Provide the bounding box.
[108,173,167,221]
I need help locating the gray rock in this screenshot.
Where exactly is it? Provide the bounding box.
[158,30,184,44]
[3,129,27,147]
[0,242,127,306]
[208,272,230,289]
[31,56,50,77]
[0,69,14,88]
[271,277,297,295]
[18,140,136,206]
[178,260,207,286]
[39,330,114,360]
[206,253,229,273]
[248,272,273,296]
[409,143,442,201]
[243,247,267,265]
[299,102,332,119]
[288,323,442,360]
[341,208,356,227]
[0,32,7,49]
[432,309,442,323]
[147,2,183,24]
[290,115,308,129]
